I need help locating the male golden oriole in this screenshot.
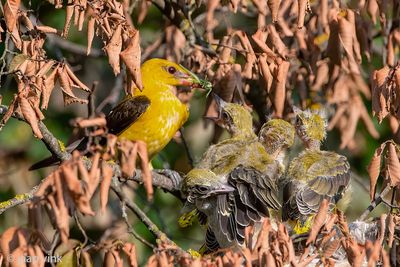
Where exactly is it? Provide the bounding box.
[30,58,205,169]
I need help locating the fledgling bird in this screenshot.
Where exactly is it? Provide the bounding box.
[181,98,296,253]
[282,107,351,234]
[30,58,205,169]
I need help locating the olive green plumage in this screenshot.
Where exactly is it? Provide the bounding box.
[181,98,294,253]
[282,108,351,234]
[293,106,327,149]
[282,149,350,221]
[258,119,295,157]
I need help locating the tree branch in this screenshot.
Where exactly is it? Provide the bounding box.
[359,185,392,221]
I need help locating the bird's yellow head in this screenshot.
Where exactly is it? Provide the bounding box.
[293,106,327,148]
[210,94,254,138]
[182,169,234,203]
[139,58,203,93]
[259,119,295,155]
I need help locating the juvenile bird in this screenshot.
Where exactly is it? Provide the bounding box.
[282,107,351,234]
[181,98,295,253]
[30,58,204,169]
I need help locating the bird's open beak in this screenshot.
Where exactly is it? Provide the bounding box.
[204,93,226,122]
[211,184,235,195]
[177,65,212,95]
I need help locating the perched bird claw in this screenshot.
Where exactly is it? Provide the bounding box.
[154,169,183,189]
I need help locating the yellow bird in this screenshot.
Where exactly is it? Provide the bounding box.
[30,58,205,169]
[106,58,204,158]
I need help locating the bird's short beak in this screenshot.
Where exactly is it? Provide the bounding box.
[212,184,235,195]
[204,93,226,122]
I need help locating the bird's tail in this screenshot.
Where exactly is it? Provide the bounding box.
[29,156,60,170]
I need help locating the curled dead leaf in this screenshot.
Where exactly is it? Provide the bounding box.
[368,143,385,200]
[105,24,123,76]
[4,0,21,32]
[100,163,113,213]
[306,199,329,246]
[387,142,400,187]
[19,95,43,139]
[120,29,142,94]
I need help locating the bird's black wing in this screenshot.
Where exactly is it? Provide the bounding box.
[282,151,351,221]
[106,95,150,135]
[229,165,281,214]
[204,227,220,254]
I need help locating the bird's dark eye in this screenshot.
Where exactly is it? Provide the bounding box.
[197,185,208,192]
[222,111,230,120]
[167,66,177,74]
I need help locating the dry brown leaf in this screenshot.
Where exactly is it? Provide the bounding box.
[267,0,280,22]
[372,66,390,123]
[252,29,276,58]
[111,248,123,267]
[48,174,69,243]
[118,140,138,178]
[234,31,256,79]
[0,227,30,266]
[381,247,390,267]
[368,143,385,200]
[10,26,22,50]
[306,199,329,246]
[297,0,307,28]
[323,239,340,259]
[41,66,58,109]
[340,96,361,149]
[19,95,43,139]
[120,29,142,93]
[87,17,96,56]
[63,4,74,38]
[273,60,289,118]
[137,141,153,201]
[366,240,381,266]
[10,247,27,267]
[105,24,123,75]
[387,142,400,187]
[4,0,21,32]
[0,95,17,129]
[64,64,90,92]
[326,11,341,66]
[267,25,288,59]
[75,117,107,128]
[366,0,379,24]
[81,251,92,267]
[35,25,58,34]
[258,54,273,93]
[123,243,138,267]
[338,11,360,74]
[100,163,113,213]
[58,66,88,105]
[36,60,55,78]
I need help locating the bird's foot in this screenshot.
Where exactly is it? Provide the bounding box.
[154,169,183,189]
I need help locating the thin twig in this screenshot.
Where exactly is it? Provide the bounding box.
[88,81,99,118]
[120,200,156,249]
[0,182,41,215]
[359,186,392,221]
[111,180,185,255]
[179,128,194,168]
[74,212,89,247]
